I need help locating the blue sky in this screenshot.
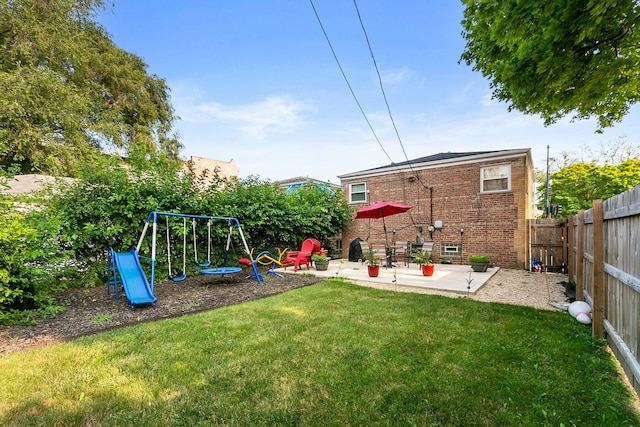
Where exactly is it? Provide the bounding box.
[96,1,640,183]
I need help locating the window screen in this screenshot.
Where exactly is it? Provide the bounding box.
[481,165,510,192]
[350,183,367,203]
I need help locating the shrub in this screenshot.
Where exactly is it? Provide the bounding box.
[47,164,350,288]
[468,254,489,263]
[1,158,352,318]
[0,200,68,324]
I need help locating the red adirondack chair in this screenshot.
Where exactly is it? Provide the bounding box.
[308,238,329,257]
[283,239,316,272]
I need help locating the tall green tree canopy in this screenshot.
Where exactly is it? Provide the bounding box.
[0,0,182,175]
[543,159,640,216]
[460,1,640,130]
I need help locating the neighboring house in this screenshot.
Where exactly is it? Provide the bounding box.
[1,157,238,195]
[277,176,340,193]
[1,174,73,196]
[338,149,535,269]
[184,156,239,188]
[277,176,343,257]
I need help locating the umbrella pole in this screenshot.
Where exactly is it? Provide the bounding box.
[383,216,391,268]
[383,216,389,247]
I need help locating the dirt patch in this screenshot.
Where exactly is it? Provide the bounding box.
[0,270,321,355]
[354,268,571,310]
[0,268,572,355]
[473,268,570,308]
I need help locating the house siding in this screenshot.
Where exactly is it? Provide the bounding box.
[340,151,534,269]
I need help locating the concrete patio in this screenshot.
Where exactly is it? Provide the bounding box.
[275,259,500,294]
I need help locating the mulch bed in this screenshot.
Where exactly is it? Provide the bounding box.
[0,269,322,355]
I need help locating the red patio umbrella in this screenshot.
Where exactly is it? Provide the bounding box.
[355,201,413,265]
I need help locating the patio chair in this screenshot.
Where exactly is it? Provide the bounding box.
[392,240,411,266]
[308,238,329,257]
[369,243,388,265]
[412,241,435,268]
[360,241,389,266]
[358,241,370,262]
[283,238,315,272]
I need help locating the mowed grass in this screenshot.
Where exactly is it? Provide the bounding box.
[1,280,638,426]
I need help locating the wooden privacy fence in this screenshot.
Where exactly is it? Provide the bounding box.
[568,184,640,396]
[528,218,567,271]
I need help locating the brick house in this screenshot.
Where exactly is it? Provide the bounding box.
[337,149,535,269]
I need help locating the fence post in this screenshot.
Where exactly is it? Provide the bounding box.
[563,219,569,272]
[567,216,574,281]
[526,219,531,271]
[576,210,585,301]
[592,199,604,338]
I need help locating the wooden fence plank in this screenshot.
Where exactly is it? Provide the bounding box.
[529,218,566,270]
[592,200,604,338]
[576,210,584,301]
[605,264,640,293]
[568,216,575,282]
[570,185,640,396]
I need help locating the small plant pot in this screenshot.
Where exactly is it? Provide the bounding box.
[470,262,489,273]
[315,262,329,271]
[367,265,380,277]
[421,264,435,276]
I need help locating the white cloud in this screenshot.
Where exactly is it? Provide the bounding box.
[177,94,317,140]
[381,66,413,85]
[480,92,496,107]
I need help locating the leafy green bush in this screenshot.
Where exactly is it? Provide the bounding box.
[0,200,67,324]
[1,153,352,319]
[46,159,350,289]
[200,177,349,252]
[46,156,200,283]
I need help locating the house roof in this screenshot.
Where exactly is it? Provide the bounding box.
[276,176,340,193]
[337,149,531,180]
[277,176,339,187]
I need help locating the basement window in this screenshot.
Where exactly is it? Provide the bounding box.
[481,164,510,192]
[349,183,367,203]
[440,242,462,257]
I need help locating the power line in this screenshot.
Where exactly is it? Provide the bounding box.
[310,0,432,210]
[352,0,410,164]
[351,0,430,193]
[308,0,394,163]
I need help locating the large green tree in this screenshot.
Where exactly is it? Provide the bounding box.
[543,159,640,216]
[460,1,640,129]
[0,0,181,175]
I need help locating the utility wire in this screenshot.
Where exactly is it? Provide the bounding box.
[352,0,430,194]
[352,0,410,164]
[310,0,436,234]
[311,0,432,225]
[351,0,434,231]
[309,0,394,163]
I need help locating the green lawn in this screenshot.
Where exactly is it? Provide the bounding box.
[1,280,638,426]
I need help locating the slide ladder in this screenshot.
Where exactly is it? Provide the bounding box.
[107,247,157,311]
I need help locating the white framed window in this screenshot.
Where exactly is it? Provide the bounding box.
[481,164,510,192]
[440,242,462,257]
[349,183,367,203]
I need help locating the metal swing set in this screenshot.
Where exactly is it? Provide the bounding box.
[108,211,262,310]
[141,211,262,286]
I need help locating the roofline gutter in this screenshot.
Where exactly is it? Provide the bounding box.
[337,149,532,180]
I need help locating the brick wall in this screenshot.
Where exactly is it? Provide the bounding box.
[341,153,533,269]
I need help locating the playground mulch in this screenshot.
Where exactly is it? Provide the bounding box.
[0,269,322,355]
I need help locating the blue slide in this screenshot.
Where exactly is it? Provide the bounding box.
[108,248,157,310]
